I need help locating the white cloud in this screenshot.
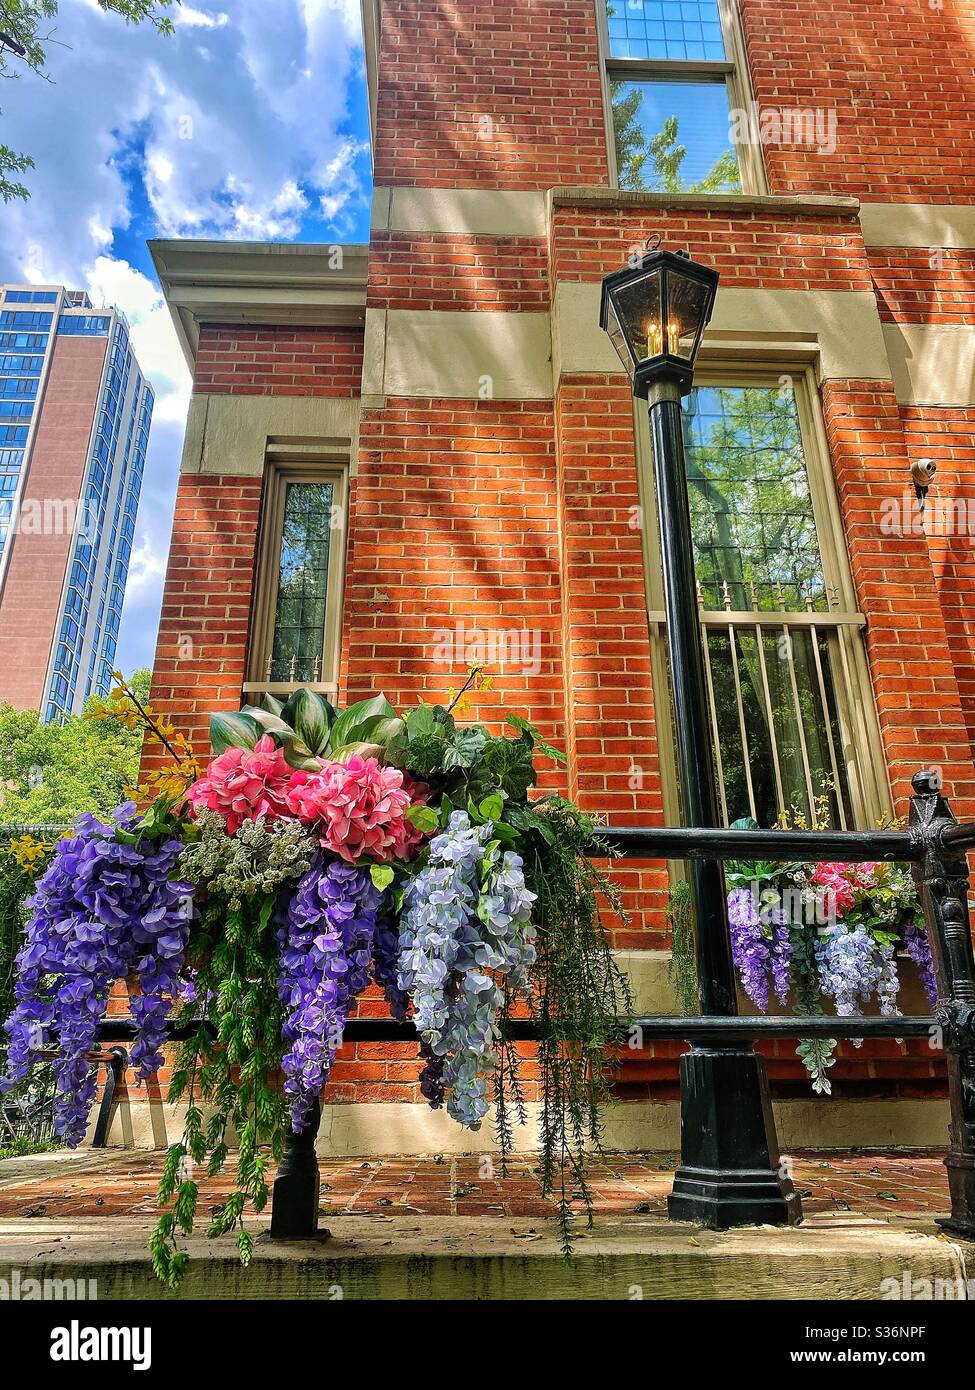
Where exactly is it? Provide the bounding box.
[179,5,230,27]
[85,256,191,423]
[0,0,368,675]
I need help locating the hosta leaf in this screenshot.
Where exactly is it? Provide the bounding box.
[261,693,284,716]
[210,710,262,756]
[327,694,397,754]
[281,688,336,756]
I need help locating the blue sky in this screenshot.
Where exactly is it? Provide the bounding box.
[0,0,372,673]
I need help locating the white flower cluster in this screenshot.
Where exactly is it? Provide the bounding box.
[180,809,319,908]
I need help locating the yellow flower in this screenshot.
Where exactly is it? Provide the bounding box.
[6,834,51,876]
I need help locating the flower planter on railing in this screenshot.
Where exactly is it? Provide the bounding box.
[0,679,630,1286]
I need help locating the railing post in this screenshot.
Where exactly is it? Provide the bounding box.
[268,1098,328,1240]
[910,769,975,1238]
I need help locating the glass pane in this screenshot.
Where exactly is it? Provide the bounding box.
[612,268,662,362]
[704,627,852,827]
[611,79,739,192]
[269,481,334,683]
[682,384,827,612]
[605,0,726,62]
[666,269,710,360]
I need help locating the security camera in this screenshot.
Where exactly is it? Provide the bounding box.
[911,458,937,491]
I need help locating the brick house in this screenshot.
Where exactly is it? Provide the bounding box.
[133,0,975,1154]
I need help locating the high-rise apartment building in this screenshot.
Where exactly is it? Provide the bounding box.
[0,284,153,720]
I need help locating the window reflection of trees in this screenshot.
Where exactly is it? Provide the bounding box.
[270,482,333,683]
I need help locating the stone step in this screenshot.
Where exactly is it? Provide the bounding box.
[0,1212,969,1300]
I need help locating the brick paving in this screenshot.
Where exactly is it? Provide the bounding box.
[0,1149,951,1222]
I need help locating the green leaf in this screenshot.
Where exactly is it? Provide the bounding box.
[505,712,566,764]
[370,864,395,892]
[210,710,262,756]
[261,693,284,716]
[327,694,397,753]
[281,688,335,756]
[479,793,504,822]
[406,703,437,740]
[406,804,439,833]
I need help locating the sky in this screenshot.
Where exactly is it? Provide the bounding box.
[0,0,373,673]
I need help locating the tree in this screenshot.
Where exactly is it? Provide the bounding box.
[0,668,151,823]
[0,1,175,201]
[611,90,742,195]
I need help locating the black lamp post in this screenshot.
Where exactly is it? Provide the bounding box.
[600,241,800,1228]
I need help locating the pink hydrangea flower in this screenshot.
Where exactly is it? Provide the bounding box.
[285,754,424,863]
[186,734,294,835]
[808,861,856,916]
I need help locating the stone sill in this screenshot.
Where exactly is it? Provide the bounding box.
[549,187,861,219]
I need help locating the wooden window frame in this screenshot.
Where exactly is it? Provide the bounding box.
[244,452,349,702]
[595,0,768,195]
[635,364,891,830]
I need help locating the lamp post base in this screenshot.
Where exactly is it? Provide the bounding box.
[935,1152,975,1241]
[667,1042,801,1229]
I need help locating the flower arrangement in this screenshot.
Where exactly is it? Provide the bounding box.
[723,823,935,1093]
[1,679,629,1284]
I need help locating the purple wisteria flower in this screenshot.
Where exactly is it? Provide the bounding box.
[728,887,771,1011]
[903,919,939,1007]
[276,858,382,1132]
[816,924,901,1046]
[0,806,191,1144]
[397,812,536,1128]
[768,902,792,1006]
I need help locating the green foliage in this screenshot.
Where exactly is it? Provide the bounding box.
[149,888,288,1288]
[0,1,175,200]
[0,669,150,823]
[0,1134,58,1161]
[214,692,406,769]
[0,853,37,1026]
[666,879,698,1016]
[506,798,632,1254]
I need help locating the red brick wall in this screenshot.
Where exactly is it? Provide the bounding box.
[740,0,975,200]
[345,396,566,765]
[194,325,364,397]
[822,381,975,817]
[900,406,975,768]
[368,232,550,311]
[870,249,975,326]
[373,0,610,189]
[552,206,872,290]
[140,475,262,777]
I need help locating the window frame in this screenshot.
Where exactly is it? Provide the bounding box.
[245,453,349,702]
[596,0,768,195]
[634,364,890,830]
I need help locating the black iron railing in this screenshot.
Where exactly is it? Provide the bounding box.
[89,768,975,1241]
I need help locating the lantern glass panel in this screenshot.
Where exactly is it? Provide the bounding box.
[613,269,663,365]
[666,270,711,363]
[604,295,634,377]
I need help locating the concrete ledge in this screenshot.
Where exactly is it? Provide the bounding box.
[89,1096,950,1154]
[0,1213,966,1300]
[549,187,861,218]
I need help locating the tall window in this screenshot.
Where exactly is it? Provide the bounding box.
[246,461,348,698]
[599,0,764,194]
[639,372,888,830]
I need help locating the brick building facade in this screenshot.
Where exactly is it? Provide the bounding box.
[128,0,975,1153]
